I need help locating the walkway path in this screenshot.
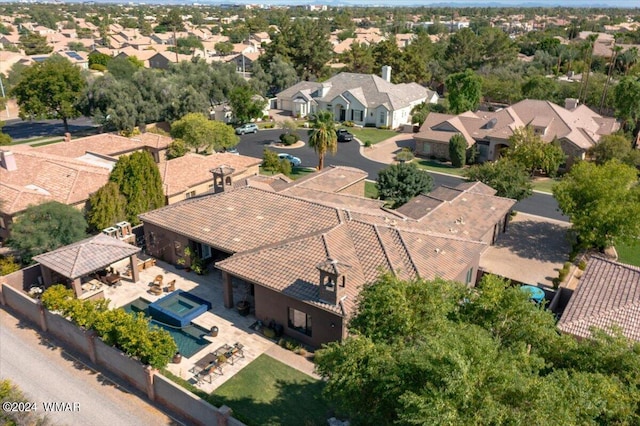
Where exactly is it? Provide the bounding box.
[358,133,415,165]
[0,308,179,426]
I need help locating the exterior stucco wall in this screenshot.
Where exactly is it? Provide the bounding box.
[166,165,259,205]
[143,223,190,265]
[414,139,450,160]
[253,284,345,348]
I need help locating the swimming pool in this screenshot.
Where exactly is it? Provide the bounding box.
[148,290,212,328]
[123,298,210,358]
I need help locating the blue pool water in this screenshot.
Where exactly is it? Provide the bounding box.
[123,298,210,358]
[148,290,212,328]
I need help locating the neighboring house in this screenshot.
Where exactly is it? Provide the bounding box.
[60,51,89,69]
[140,167,515,347]
[558,256,640,343]
[228,52,260,73]
[0,133,260,242]
[276,66,437,129]
[414,98,619,164]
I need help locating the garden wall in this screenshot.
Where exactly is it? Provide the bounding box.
[94,339,148,394]
[0,281,243,426]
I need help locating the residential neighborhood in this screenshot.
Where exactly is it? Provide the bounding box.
[1,2,640,426]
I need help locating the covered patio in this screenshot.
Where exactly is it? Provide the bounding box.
[33,234,142,300]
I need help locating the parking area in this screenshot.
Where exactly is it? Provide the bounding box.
[480,213,571,288]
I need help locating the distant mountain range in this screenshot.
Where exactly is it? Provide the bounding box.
[75,0,640,7]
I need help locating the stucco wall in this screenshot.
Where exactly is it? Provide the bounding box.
[414,139,450,159]
[166,166,260,205]
[253,285,344,348]
[154,374,225,426]
[144,223,189,265]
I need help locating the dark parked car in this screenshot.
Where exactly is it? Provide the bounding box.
[336,129,354,142]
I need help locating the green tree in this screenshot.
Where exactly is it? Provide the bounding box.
[88,51,112,68]
[170,112,238,153]
[19,32,53,55]
[448,134,467,168]
[316,273,640,425]
[613,76,640,133]
[109,151,165,225]
[503,126,565,176]
[106,56,138,80]
[444,28,482,72]
[11,55,86,133]
[308,110,337,170]
[376,162,433,207]
[174,35,203,55]
[86,181,127,232]
[340,41,375,75]
[229,86,267,124]
[0,121,12,146]
[464,159,533,201]
[521,75,558,100]
[553,160,640,250]
[214,41,233,56]
[262,148,281,172]
[166,138,189,159]
[588,133,634,165]
[446,69,482,114]
[8,201,87,262]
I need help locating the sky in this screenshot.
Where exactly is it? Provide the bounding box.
[205,0,640,6]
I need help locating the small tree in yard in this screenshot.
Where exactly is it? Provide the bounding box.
[166,138,189,159]
[503,126,565,177]
[171,112,239,153]
[553,160,640,250]
[376,162,433,207]
[464,159,533,201]
[8,202,87,262]
[449,134,467,168]
[262,149,281,172]
[86,182,127,232]
[588,133,637,166]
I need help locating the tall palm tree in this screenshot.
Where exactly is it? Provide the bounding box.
[308,110,337,170]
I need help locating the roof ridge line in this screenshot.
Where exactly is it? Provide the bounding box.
[372,224,398,276]
[395,229,420,278]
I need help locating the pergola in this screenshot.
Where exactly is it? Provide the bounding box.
[33,234,141,297]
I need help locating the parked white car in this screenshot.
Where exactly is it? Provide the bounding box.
[235,123,259,135]
[278,153,302,167]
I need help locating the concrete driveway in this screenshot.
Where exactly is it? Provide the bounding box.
[480,213,571,288]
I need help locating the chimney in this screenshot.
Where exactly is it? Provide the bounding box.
[0,150,17,171]
[210,165,235,193]
[64,132,71,143]
[381,65,392,82]
[316,257,351,305]
[565,98,579,111]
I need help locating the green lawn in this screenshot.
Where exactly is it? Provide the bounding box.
[260,167,316,180]
[531,178,559,194]
[349,128,397,145]
[365,181,378,199]
[616,240,640,267]
[212,354,329,426]
[412,159,467,177]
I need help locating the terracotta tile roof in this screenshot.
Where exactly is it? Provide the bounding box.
[558,257,640,342]
[396,182,516,241]
[32,133,165,158]
[139,187,343,253]
[233,174,293,192]
[216,220,486,317]
[33,234,141,280]
[415,99,619,151]
[281,165,367,194]
[157,152,261,197]
[0,149,110,215]
[283,187,385,212]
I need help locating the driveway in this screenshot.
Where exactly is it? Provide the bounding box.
[480,213,571,288]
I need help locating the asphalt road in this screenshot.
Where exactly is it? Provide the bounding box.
[237,129,568,221]
[0,308,179,426]
[3,117,96,140]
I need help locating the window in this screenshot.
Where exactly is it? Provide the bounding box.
[197,243,212,260]
[288,307,312,336]
[379,111,386,124]
[353,110,363,121]
[466,268,474,285]
[185,190,196,199]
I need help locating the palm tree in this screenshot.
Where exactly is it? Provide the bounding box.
[308,110,337,170]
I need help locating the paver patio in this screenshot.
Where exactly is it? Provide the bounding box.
[104,258,278,391]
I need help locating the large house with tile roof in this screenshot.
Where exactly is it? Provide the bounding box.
[414,99,619,165]
[0,133,260,242]
[558,256,640,342]
[139,166,515,347]
[276,67,437,129]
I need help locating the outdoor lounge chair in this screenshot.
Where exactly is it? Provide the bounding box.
[148,285,163,296]
[166,280,176,292]
[153,275,163,286]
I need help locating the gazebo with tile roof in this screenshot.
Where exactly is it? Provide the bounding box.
[33,234,141,298]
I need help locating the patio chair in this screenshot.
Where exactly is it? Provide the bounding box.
[166,280,176,292]
[153,275,163,286]
[148,285,163,296]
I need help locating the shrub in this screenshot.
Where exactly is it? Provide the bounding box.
[0,255,20,276]
[578,260,587,270]
[396,148,414,163]
[364,140,372,148]
[90,63,107,72]
[377,125,391,130]
[263,327,276,339]
[41,285,176,368]
[263,123,275,129]
[262,149,280,172]
[449,134,467,168]
[279,133,297,146]
[342,120,355,127]
[279,159,292,176]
